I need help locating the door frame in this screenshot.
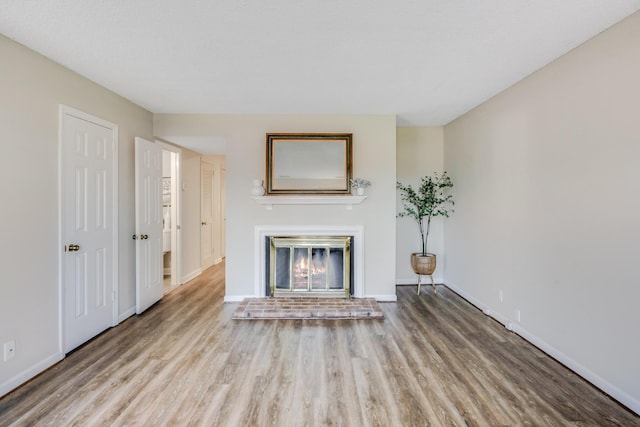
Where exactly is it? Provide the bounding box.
[157,140,183,286]
[58,105,119,355]
[200,159,215,270]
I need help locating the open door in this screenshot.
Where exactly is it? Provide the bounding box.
[135,137,163,314]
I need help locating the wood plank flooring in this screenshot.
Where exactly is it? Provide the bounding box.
[1,262,638,426]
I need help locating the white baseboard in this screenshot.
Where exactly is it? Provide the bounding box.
[214,257,224,265]
[396,276,444,286]
[446,282,512,328]
[118,307,136,323]
[182,268,202,284]
[445,282,495,317]
[510,324,640,415]
[445,281,640,416]
[0,352,64,398]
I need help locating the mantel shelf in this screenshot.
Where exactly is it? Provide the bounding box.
[252,195,367,210]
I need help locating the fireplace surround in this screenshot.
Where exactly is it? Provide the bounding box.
[255,225,365,298]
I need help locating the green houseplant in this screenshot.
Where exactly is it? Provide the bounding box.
[397,172,454,294]
[350,178,371,196]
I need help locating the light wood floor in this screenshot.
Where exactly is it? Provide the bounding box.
[1,262,638,426]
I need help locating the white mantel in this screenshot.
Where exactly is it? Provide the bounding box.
[253,225,365,299]
[252,195,366,210]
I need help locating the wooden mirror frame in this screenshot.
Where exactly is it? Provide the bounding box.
[266,133,352,195]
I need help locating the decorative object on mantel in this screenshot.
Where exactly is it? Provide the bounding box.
[232,297,384,320]
[397,172,454,296]
[350,178,371,196]
[251,178,265,196]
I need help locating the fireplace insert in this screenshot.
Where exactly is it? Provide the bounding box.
[267,236,352,298]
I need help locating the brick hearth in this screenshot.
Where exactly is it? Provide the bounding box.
[232,297,384,320]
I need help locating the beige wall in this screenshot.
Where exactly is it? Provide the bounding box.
[444,12,640,413]
[155,114,398,300]
[0,35,153,395]
[178,148,204,281]
[395,127,445,283]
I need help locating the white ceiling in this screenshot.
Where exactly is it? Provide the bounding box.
[2,1,640,130]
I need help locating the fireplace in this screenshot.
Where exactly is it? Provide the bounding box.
[269,236,351,298]
[254,226,364,299]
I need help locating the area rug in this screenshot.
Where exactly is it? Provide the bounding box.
[232,297,384,320]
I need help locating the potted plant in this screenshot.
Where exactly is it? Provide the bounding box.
[350,178,371,196]
[397,172,454,295]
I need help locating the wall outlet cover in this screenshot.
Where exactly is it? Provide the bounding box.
[3,340,16,361]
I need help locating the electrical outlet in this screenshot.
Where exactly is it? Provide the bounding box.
[4,340,16,361]
[499,290,503,303]
[515,309,521,323]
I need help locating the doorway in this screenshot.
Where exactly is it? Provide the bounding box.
[160,144,182,294]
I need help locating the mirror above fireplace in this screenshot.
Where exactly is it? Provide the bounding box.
[266,133,352,195]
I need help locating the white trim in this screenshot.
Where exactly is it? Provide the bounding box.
[156,140,183,286]
[253,195,366,210]
[511,324,640,415]
[446,281,511,327]
[118,307,136,323]
[445,281,640,416]
[0,352,64,398]
[58,105,119,357]
[396,276,444,286]
[182,268,202,284]
[254,225,365,299]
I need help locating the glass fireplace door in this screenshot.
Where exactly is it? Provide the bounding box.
[270,236,350,298]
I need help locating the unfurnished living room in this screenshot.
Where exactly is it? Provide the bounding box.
[1,1,640,426]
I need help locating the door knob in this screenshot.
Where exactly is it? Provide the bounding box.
[201,222,207,226]
[68,244,80,252]
[142,234,149,240]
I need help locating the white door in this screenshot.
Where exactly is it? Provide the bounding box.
[135,137,163,314]
[201,160,215,269]
[221,167,226,259]
[61,107,118,353]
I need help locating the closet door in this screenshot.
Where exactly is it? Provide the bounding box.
[61,106,118,352]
